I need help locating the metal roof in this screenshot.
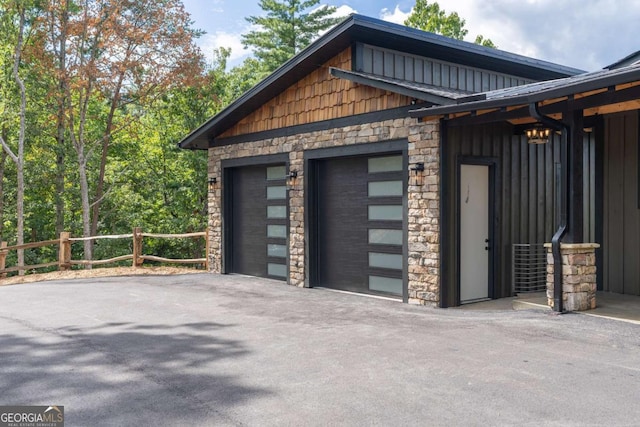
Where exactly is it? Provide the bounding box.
[329,68,475,105]
[409,62,640,120]
[179,14,583,150]
[605,50,640,70]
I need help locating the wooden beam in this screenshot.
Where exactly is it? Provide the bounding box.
[445,83,640,127]
[585,100,640,116]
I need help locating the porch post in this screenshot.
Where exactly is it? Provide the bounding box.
[544,108,600,311]
[566,109,584,243]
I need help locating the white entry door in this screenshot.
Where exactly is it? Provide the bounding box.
[460,164,490,303]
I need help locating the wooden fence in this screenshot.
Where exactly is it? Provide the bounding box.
[0,227,209,277]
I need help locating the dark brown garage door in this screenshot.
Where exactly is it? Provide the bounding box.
[317,154,405,297]
[230,164,288,280]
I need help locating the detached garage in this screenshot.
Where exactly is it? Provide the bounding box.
[179,15,580,306]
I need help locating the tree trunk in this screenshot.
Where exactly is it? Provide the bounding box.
[77,145,92,267]
[54,1,69,237]
[16,157,24,274]
[0,141,6,237]
[13,9,26,275]
[55,147,65,236]
[90,71,124,239]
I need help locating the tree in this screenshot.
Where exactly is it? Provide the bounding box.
[241,0,344,73]
[404,0,496,48]
[0,1,38,274]
[34,0,205,263]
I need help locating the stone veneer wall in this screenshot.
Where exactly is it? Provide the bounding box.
[208,117,440,306]
[545,243,599,311]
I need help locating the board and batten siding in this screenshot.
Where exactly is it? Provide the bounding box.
[359,44,533,92]
[219,47,413,138]
[602,111,640,296]
[443,122,596,306]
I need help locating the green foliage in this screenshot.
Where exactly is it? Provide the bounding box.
[241,0,344,73]
[404,0,496,48]
[474,35,496,48]
[0,0,222,271]
[404,0,468,40]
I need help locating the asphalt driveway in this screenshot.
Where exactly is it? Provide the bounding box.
[1,274,639,426]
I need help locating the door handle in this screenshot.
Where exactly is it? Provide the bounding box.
[485,238,490,250]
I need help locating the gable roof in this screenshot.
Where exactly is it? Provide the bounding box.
[179,14,583,150]
[409,62,640,121]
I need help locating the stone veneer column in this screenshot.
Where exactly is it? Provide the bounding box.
[545,243,600,311]
[207,157,223,273]
[288,150,305,286]
[407,120,440,306]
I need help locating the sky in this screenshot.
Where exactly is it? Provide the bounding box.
[181,0,640,72]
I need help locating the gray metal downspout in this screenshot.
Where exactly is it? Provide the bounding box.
[529,103,568,313]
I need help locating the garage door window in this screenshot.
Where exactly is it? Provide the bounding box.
[266,165,288,280]
[367,154,404,296]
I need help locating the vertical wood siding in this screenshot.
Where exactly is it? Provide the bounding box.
[219,47,412,138]
[445,123,556,303]
[444,122,596,304]
[360,44,532,92]
[603,111,640,296]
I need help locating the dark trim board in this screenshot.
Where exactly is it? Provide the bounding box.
[304,140,409,302]
[304,139,408,160]
[212,106,415,147]
[594,115,604,291]
[438,119,449,307]
[221,153,289,169]
[455,156,499,306]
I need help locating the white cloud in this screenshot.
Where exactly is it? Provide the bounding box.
[317,4,357,37]
[380,5,411,25]
[330,4,357,19]
[377,0,640,71]
[200,31,250,69]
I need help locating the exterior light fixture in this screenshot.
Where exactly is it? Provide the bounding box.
[208,177,217,191]
[288,170,298,180]
[411,162,425,173]
[526,124,551,144]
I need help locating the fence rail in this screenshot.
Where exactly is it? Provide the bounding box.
[0,227,209,278]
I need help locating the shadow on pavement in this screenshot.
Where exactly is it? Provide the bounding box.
[0,320,271,425]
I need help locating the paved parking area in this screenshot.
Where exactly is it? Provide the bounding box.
[1,274,639,426]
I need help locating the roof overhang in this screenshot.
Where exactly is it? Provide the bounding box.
[329,67,477,105]
[409,64,640,126]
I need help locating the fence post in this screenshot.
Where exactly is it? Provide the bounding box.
[0,241,7,278]
[204,227,210,271]
[132,227,143,268]
[58,233,71,271]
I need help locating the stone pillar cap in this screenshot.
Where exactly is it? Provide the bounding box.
[543,242,600,249]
